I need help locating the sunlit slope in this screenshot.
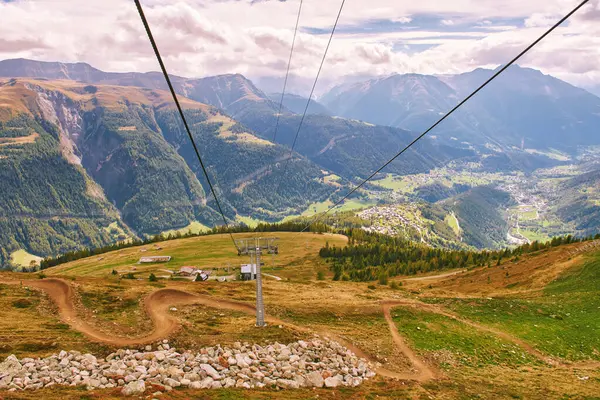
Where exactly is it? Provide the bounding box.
[45,232,347,278]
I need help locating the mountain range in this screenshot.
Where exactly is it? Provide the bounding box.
[0,58,599,267]
[321,66,600,155]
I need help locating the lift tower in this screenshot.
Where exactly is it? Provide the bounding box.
[235,237,278,327]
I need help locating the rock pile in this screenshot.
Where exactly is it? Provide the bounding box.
[0,338,376,395]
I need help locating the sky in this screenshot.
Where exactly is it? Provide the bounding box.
[0,0,599,96]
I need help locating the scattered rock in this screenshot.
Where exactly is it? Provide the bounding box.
[306,371,324,388]
[324,376,342,388]
[0,339,375,392]
[122,380,145,396]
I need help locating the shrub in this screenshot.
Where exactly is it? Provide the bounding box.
[317,271,325,281]
[37,273,46,279]
[367,285,376,290]
[390,281,401,290]
[149,273,157,282]
[123,273,136,280]
[378,271,389,286]
[111,270,118,275]
[12,299,33,309]
[83,85,98,94]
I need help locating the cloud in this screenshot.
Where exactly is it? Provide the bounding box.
[0,37,49,52]
[0,0,597,94]
[524,13,558,28]
[392,16,412,24]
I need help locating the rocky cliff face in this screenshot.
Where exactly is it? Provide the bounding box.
[28,83,84,166]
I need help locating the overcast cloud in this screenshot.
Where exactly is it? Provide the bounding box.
[0,0,598,96]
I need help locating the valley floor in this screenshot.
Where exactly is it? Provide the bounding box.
[0,233,599,399]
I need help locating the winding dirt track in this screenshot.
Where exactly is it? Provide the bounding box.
[381,302,438,381]
[6,278,596,383]
[2,279,428,381]
[382,300,558,366]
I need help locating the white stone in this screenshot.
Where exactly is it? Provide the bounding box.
[200,364,220,380]
[324,376,342,388]
[122,380,145,396]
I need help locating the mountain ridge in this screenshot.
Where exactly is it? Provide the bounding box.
[321,65,600,155]
[0,77,339,267]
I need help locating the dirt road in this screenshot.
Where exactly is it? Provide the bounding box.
[381,302,438,381]
[8,277,593,382]
[402,270,467,282]
[2,278,431,381]
[382,299,558,366]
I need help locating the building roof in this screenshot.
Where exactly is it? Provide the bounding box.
[179,266,198,274]
[241,264,257,274]
[139,256,171,263]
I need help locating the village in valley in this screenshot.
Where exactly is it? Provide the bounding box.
[349,155,600,249]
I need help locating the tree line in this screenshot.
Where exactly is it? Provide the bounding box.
[319,229,600,282]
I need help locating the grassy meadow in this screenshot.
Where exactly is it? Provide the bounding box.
[1,237,599,399]
[44,232,347,279]
[425,251,600,361]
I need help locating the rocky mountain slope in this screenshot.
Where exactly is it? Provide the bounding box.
[0,59,471,181]
[321,66,600,155]
[267,93,332,116]
[0,78,336,267]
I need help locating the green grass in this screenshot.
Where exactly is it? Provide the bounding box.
[371,174,414,192]
[235,215,266,228]
[391,307,537,368]
[520,210,538,220]
[336,198,377,212]
[426,253,600,361]
[323,174,341,184]
[524,148,571,161]
[370,170,516,195]
[281,197,375,222]
[45,232,347,278]
[445,213,461,236]
[10,249,43,268]
[161,220,210,236]
[520,229,550,243]
[102,222,130,241]
[0,283,111,359]
[545,252,600,295]
[281,200,334,222]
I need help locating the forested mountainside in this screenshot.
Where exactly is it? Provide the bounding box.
[0,59,473,181]
[442,186,515,249]
[0,78,337,267]
[554,168,600,235]
[0,108,131,268]
[1,59,597,266]
[267,93,332,116]
[321,66,600,155]
[229,112,474,180]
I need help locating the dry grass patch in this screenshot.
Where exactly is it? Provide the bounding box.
[0,283,110,359]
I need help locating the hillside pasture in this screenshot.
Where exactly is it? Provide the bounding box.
[44,232,347,279]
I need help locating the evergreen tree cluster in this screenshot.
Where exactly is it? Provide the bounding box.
[319,229,600,282]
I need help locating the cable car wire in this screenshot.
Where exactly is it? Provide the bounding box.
[272,0,304,143]
[295,0,590,235]
[276,0,346,186]
[134,0,239,251]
